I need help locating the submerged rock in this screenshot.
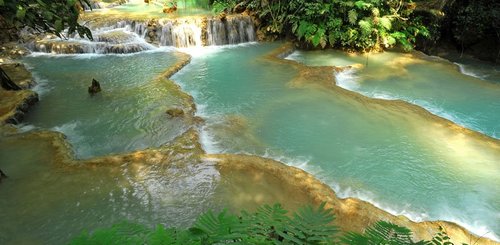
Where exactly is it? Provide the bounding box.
[166,107,184,117]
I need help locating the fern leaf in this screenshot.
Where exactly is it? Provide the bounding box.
[341,221,415,245]
[348,9,358,25]
[379,16,392,30]
[285,202,338,244]
[358,20,373,35]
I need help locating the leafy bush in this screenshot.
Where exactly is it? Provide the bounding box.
[211,0,238,14]
[70,203,470,245]
[0,0,93,40]
[213,0,430,51]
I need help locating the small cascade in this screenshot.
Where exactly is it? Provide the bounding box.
[109,16,254,48]
[27,29,155,54]
[104,20,148,38]
[157,19,203,47]
[206,16,256,46]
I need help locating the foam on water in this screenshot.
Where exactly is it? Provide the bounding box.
[176,42,258,58]
[454,62,487,80]
[334,67,361,90]
[258,151,499,241]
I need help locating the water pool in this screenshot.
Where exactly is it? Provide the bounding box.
[173,43,500,240]
[1,42,498,243]
[22,51,191,158]
[287,50,500,139]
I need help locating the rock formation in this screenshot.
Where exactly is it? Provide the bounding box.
[88,79,102,95]
[0,63,38,125]
[0,66,21,91]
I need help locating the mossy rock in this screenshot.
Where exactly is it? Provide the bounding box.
[166,107,184,118]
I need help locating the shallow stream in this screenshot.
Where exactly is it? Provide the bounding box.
[0,41,499,244]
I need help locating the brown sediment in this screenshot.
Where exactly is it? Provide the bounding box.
[210,153,498,245]
[0,89,38,125]
[155,51,197,117]
[0,63,38,125]
[80,128,204,168]
[0,63,36,89]
[160,51,191,79]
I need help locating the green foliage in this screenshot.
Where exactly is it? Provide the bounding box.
[217,0,430,51]
[211,0,237,14]
[69,222,184,245]
[340,222,469,245]
[449,0,499,50]
[69,203,472,245]
[341,221,418,244]
[0,0,93,40]
[71,203,338,245]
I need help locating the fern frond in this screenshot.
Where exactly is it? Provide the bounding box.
[284,202,338,244]
[348,9,358,25]
[379,16,392,30]
[192,209,246,243]
[341,221,415,245]
[359,20,373,35]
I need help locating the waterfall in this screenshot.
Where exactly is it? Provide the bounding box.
[158,19,203,47]
[25,15,257,54]
[206,16,256,46]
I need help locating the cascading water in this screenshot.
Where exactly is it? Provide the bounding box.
[26,29,156,54]
[206,16,256,45]
[157,19,203,47]
[25,15,257,54]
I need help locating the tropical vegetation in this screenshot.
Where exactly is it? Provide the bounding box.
[0,0,93,40]
[211,0,430,51]
[70,203,469,245]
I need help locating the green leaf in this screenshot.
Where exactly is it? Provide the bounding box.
[16,6,26,20]
[354,0,371,10]
[55,19,63,33]
[348,9,358,25]
[379,16,392,30]
[311,34,321,47]
[358,20,372,35]
[385,35,396,46]
[297,21,312,39]
[341,221,414,244]
[0,0,4,6]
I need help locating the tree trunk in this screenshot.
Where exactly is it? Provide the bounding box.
[0,66,22,90]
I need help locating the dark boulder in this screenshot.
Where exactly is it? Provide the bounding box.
[88,78,102,95]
